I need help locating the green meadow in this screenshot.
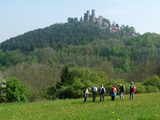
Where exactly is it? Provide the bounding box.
[0,92,160,120]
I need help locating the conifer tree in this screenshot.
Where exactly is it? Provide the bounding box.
[56,66,71,89]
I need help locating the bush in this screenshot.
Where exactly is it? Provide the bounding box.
[143,76,160,90]
[45,86,57,100]
[56,77,85,99]
[58,87,76,99]
[6,78,28,102]
[135,83,147,93]
[145,85,159,93]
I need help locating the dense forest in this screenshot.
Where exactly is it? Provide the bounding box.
[0,16,160,101]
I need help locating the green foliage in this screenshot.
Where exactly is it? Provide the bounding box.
[45,86,57,100]
[145,85,159,93]
[135,83,147,93]
[70,77,84,97]
[67,17,78,23]
[143,76,160,90]
[56,65,72,89]
[6,78,28,102]
[0,22,106,52]
[53,67,109,99]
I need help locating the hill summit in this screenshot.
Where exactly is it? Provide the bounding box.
[0,9,137,52]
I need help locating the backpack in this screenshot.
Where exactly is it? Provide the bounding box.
[131,85,136,93]
[122,85,125,92]
[101,88,105,94]
[111,87,115,93]
[92,87,97,92]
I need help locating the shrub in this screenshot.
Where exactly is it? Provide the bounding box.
[45,86,57,100]
[56,77,85,99]
[58,87,76,99]
[143,76,160,90]
[135,83,147,93]
[6,78,28,102]
[145,85,159,93]
[28,88,42,102]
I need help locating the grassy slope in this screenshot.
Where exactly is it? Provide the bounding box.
[0,93,160,120]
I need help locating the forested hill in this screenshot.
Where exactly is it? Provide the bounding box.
[0,18,136,52]
[0,14,160,101]
[0,16,160,77]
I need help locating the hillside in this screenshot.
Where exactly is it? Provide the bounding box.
[0,10,160,101]
[0,20,136,52]
[0,22,102,51]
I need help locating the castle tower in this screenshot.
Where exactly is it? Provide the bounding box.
[86,10,90,21]
[92,9,96,22]
[84,10,90,21]
[89,9,96,22]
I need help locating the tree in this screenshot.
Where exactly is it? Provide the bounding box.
[102,18,110,27]
[67,17,78,23]
[56,66,71,89]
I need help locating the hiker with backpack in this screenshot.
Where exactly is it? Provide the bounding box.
[110,85,117,101]
[130,82,136,100]
[99,84,106,101]
[119,83,125,100]
[83,87,91,102]
[92,86,98,102]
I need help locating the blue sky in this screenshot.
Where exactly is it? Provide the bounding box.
[0,0,160,43]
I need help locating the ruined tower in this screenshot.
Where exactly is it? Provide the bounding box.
[90,9,96,22]
[84,10,90,21]
[84,9,96,22]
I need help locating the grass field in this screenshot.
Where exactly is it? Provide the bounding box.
[0,92,160,120]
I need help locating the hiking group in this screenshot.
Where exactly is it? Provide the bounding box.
[83,81,136,102]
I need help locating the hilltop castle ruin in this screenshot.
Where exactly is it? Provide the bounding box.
[82,9,103,26]
[77,9,120,33]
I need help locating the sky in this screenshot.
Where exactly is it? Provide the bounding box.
[0,0,160,43]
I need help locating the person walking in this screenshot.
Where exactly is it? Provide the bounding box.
[99,84,106,101]
[92,86,98,102]
[119,83,125,100]
[83,87,91,102]
[130,82,136,100]
[110,85,117,101]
